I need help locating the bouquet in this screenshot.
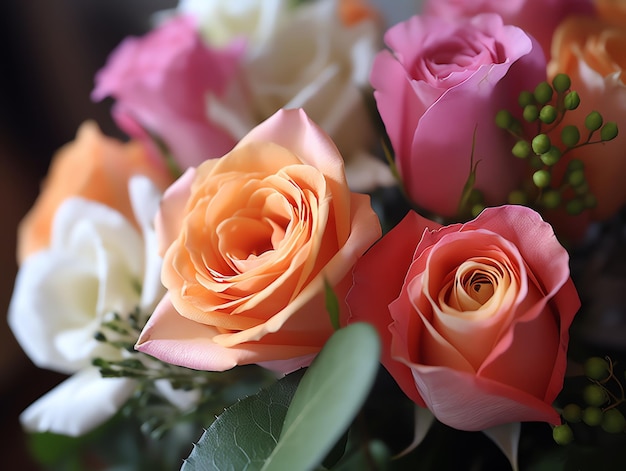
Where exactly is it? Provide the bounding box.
[8,0,626,469]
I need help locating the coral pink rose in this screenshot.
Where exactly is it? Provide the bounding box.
[548,15,626,220]
[17,121,173,263]
[424,0,595,57]
[136,109,382,373]
[371,13,546,218]
[92,15,244,169]
[348,205,580,430]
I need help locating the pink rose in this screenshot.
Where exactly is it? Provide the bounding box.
[92,15,244,169]
[347,205,580,430]
[424,0,595,57]
[136,109,381,374]
[371,13,546,218]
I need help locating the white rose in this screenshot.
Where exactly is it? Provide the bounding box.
[203,0,394,191]
[176,0,288,50]
[8,176,164,436]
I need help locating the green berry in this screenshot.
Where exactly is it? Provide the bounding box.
[539,105,557,124]
[582,406,604,426]
[532,134,551,154]
[523,104,540,122]
[529,154,544,169]
[584,193,597,208]
[584,357,610,381]
[512,140,531,158]
[534,81,553,104]
[568,169,585,187]
[561,125,580,147]
[553,424,574,445]
[583,384,608,407]
[574,181,589,195]
[540,146,561,166]
[542,190,561,209]
[495,109,514,129]
[601,121,619,141]
[562,403,582,423]
[564,91,581,110]
[533,169,551,188]
[567,159,584,172]
[552,73,571,93]
[566,198,585,215]
[518,90,535,108]
[585,111,603,131]
[602,409,626,433]
[508,189,527,205]
[471,203,485,218]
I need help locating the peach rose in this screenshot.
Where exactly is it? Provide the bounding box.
[17,122,173,263]
[136,108,381,373]
[548,15,626,220]
[595,0,626,26]
[348,205,580,431]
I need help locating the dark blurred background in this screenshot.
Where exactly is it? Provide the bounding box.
[0,2,175,469]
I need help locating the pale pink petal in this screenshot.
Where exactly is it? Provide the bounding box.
[236,109,352,241]
[154,168,196,256]
[408,364,560,430]
[482,422,521,471]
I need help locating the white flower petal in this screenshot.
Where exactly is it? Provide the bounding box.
[19,368,136,437]
[482,422,521,471]
[128,176,166,310]
[154,379,201,411]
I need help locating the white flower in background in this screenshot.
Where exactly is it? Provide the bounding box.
[180,0,395,191]
[8,176,196,436]
[177,0,288,51]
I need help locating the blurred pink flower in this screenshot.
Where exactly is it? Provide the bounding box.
[424,0,594,58]
[92,15,245,169]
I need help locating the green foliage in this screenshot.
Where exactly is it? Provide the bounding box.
[182,323,381,471]
[324,278,341,331]
[262,323,380,470]
[494,72,619,225]
[182,370,305,471]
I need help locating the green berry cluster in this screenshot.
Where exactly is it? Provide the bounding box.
[495,73,619,216]
[553,356,626,446]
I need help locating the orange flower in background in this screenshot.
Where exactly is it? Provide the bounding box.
[549,14,626,220]
[595,0,626,26]
[17,121,174,263]
[338,0,381,26]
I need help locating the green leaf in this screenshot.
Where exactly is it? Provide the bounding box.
[457,125,481,216]
[182,323,380,471]
[261,322,381,471]
[324,278,341,331]
[181,369,305,471]
[331,439,391,471]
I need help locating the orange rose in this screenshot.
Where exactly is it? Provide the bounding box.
[548,15,626,220]
[17,121,173,263]
[136,109,381,373]
[595,0,626,26]
[338,0,381,26]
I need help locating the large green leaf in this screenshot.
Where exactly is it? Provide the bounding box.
[261,322,381,471]
[181,369,305,471]
[182,322,381,471]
